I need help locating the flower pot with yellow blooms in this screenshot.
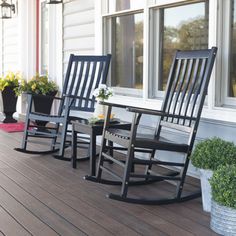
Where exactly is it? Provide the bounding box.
[0,72,22,123]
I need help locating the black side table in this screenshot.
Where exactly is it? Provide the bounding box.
[71,119,131,176]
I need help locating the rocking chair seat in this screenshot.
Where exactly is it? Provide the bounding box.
[106,128,189,152]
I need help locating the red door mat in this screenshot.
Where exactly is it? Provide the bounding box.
[0,122,25,133]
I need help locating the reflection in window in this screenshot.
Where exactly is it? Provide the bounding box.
[229,0,236,97]
[111,13,143,89]
[109,0,143,12]
[41,2,49,74]
[159,2,209,91]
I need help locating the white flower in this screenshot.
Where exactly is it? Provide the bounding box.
[93,84,113,100]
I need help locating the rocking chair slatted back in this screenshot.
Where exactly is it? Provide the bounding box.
[159,48,217,135]
[62,54,111,113]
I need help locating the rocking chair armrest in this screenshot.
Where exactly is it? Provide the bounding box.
[127,107,197,121]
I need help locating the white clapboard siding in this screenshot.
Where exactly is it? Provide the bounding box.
[63,0,95,75]
[1,18,19,74]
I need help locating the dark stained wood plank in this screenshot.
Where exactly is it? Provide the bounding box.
[0,231,5,236]
[0,151,207,236]
[0,139,172,235]
[0,187,58,236]
[0,206,31,236]
[21,154,215,236]
[0,131,219,236]
[0,172,86,236]
[0,166,121,236]
[0,157,165,236]
[0,163,140,236]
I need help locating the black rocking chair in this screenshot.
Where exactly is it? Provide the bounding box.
[15,54,111,159]
[86,47,217,204]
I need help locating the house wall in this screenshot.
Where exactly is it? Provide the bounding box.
[0,18,19,74]
[63,0,95,75]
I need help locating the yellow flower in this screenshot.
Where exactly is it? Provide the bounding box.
[31,83,37,91]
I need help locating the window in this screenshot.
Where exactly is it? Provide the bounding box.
[108,0,143,12]
[229,0,236,98]
[103,0,144,96]
[221,0,236,106]
[150,1,209,96]
[110,13,143,90]
[104,1,209,97]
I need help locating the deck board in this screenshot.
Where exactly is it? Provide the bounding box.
[0,130,219,236]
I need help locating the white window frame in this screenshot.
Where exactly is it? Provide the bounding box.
[149,1,210,99]
[102,0,146,98]
[39,0,63,90]
[39,0,49,75]
[220,0,236,106]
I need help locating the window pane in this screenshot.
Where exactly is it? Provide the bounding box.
[109,0,144,12]
[229,0,236,97]
[111,13,143,89]
[159,2,209,91]
[41,2,49,74]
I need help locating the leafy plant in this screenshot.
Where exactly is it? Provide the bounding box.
[190,137,236,170]
[18,74,58,95]
[210,165,236,209]
[93,84,113,100]
[0,72,22,95]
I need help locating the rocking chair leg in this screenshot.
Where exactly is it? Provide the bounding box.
[50,123,59,151]
[96,139,107,179]
[176,155,190,199]
[144,150,155,180]
[120,147,135,198]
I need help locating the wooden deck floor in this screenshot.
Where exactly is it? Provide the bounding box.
[0,130,219,236]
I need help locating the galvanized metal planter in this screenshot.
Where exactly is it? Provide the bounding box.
[199,169,213,212]
[211,200,236,235]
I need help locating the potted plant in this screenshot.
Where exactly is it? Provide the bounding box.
[190,137,236,212]
[210,164,236,235]
[92,84,113,119]
[19,74,58,126]
[0,72,22,123]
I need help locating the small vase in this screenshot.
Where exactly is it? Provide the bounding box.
[1,86,18,123]
[94,99,106,119]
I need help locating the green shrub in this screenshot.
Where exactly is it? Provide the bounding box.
[210,165,236,209]
[190,137,236,170]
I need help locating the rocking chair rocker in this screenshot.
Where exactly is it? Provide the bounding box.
[86,47,217,204]
[15,54,111,159]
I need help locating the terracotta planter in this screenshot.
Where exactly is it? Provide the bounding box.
[1,86,18,123]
